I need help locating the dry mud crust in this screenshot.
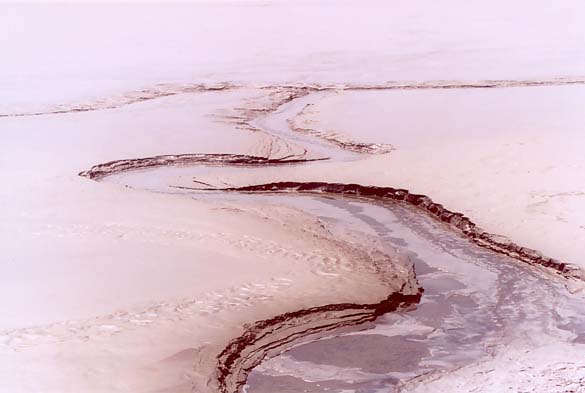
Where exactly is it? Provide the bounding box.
[214,290,422,393]
[227,182,584,281]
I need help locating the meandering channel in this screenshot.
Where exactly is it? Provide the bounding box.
[78,79,585,392]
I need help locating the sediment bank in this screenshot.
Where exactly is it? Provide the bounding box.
[214,289,422,393]
[225,182,583,280]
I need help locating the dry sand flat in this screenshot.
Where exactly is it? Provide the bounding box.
[1,1,585,392]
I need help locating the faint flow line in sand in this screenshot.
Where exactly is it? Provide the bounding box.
[2,77,585,118]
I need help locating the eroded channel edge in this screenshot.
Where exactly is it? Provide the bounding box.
[225,182,584,281]
[214,288,422,393]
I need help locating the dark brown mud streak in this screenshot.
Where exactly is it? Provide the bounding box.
[78,154,326,180]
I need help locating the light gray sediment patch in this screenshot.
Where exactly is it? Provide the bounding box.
[286,334,429,373]
[246,373,399,393]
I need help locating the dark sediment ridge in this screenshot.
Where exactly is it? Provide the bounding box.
[214,290,422,393]
[78,154,326,180]
[223,182,583,281]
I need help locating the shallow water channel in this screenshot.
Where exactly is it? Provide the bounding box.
[203,193,585,393]
[106,160,585,392]
[106,159,585,393]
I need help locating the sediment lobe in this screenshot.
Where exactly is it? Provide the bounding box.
[225,182,584,281]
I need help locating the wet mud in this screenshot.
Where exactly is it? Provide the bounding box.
[75,78,585,392]
[215,291,422,393]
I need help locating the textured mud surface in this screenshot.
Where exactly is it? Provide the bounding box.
[77,78,585,393]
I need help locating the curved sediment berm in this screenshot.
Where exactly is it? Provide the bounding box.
[213,288,422,393]
[226,182,584,281]
[78,154,326,180]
